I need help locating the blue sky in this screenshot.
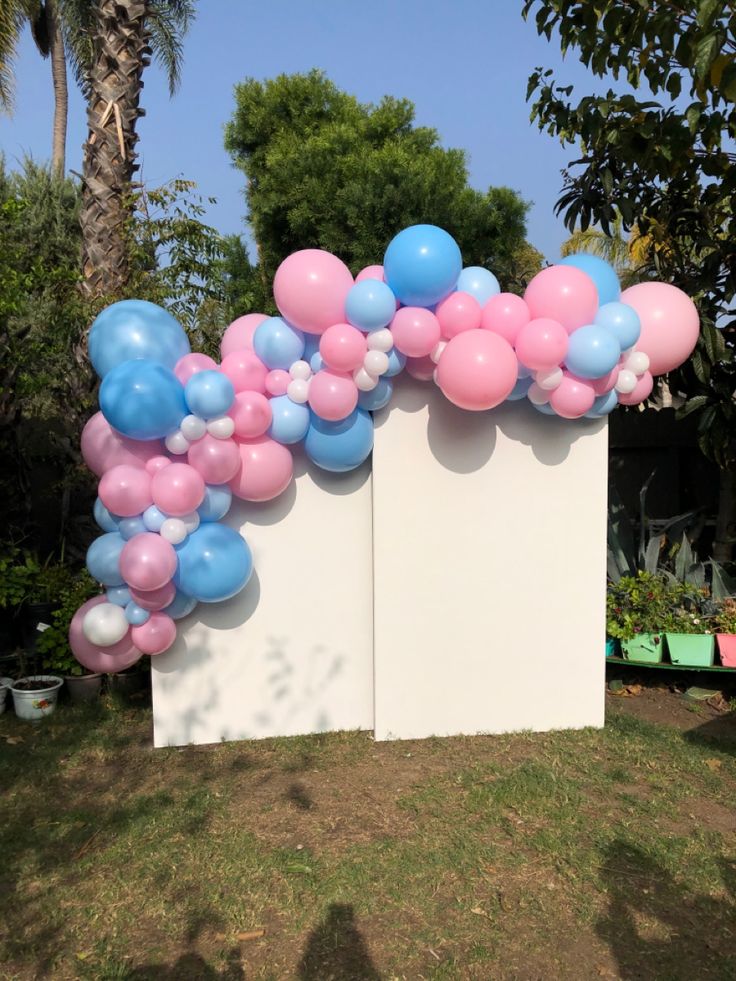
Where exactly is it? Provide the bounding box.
[0,1,602,265]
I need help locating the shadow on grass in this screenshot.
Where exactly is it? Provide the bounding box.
[683,711,736,755]
[597,840,736,980]
[124,948,245,979]
[298,904,380,980]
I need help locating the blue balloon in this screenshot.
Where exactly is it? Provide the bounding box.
[174,524,253,603]
[253,317,305,370]
[455,266,500,306]
[384,349,406,378]
[118,515,147,540]
[107,586,132,607]
[302,333,321,362]
[358,378,393,412]
[586,389,619,418]
[560,254,620,306]
[100,360,187,441]
[86,532,125,586]
[594,301,641,351]
[163,589,198,620]
[305,409,374,473]
[88,299,190,379]
[384,224,462,307]
[566,324,621,379]
[94,497,120,532]
[310,351,325,373]
[507,376,533,401]
[345,280,397,332]
[143,504,168,532]
[197,484,232,523]
[125,601,150,626]
[185,370,235,418]
[517,363,534,380]
[268,395,310,444]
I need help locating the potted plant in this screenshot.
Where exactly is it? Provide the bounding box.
[606,572,679,664]
[713,598,736,669]
[9,648,63,720]
[36,570,102,703]
[0,676,13,715]
[664,585,715,667]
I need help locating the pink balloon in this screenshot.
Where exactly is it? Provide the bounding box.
[229,436,294,502]
[618,370,654,406]
[151,462,205,516]
[436,329,518,411]
[174,352,218,386]
[188,434,241,483]
[131,612,177,655]
[549,373,596,419]
[220,349,268,395]
[265,370,290,396]
[129,581,177,611]
[319,323,367,372]
[515,318,569,371]
[69,596,141,673]
[220,313,268,358]
[120,533,177,592]
[620,283,700,375]
[390,307,441,358]
[273,249,354,335]
[436,291,481,339]
[356,264,385,283]
[229,391,272,439]
[525,265,599,333]
[81,412,164,478]
[405,355,436,382]
[591,367,620,395]
[98,465,153,517]
[308,369,359,421]
[481,293,531,345]
[145,455,172,476]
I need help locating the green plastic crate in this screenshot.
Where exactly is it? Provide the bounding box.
[665,633,715,668]
[620,633,664,664]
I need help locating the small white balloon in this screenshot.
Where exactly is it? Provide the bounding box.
[430,341,447,364]
[527,382,551,405]
[165,430,190,455]
[180,414,207,441]
[287,378,310,403]
[364,350,389,376]
[206,415,235,439]
[625,351,650,376]
[160,518,188,544]
[536,367,563,391]
[367,329,394,353]
[82,603,128,647]
[615,369,638,394]
[181,511,200,534]
[289,359,312,381]
[354,367,379,392]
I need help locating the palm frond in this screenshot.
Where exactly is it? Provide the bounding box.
[147,0,195,96]
[0,1,28,111]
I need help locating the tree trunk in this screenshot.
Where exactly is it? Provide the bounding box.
[80,0,150,297]
[713,466,735,564]
[47,0,67,176]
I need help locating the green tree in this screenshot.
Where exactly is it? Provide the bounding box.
[524,0,736,562]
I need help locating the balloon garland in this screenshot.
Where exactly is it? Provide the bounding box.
[70,224,701,671]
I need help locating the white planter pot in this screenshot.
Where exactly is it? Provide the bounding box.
[0,677,13,715]
[10,676,63,721]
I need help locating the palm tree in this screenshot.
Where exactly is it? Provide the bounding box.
[560,214,654,288]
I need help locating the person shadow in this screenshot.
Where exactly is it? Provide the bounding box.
[297,903,381,980]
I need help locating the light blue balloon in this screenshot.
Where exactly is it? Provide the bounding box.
[517,363,534,379]
[253,317,305,370]
[384,224,462,307]
[310,351,325,373]
[143,504,167,532]
[560,253,620,306]
[302,334,321,362]
[106,586,132,607]
[358,378,393,412]
[88,299,191,379]
[118,515,147,540]
[174,524,253,603]
[345,279,397,332]
[566,324,621,379]
[305,409,374,473]
[197,484,232,523]
[594,301,641,351]
[163,589,198,620]
[86,532,125,586]
[455,266,500,306]
[507,376,532,401]
[100,360,187,441]
[94,497,120,532]
[267,395,310,444]
[531,399,557,416]
[586,389,619,418]
[125,601,150,626]
[184,370,235,418]
[384,349,406,378]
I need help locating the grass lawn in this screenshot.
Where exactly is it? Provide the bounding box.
[1,685,735,980]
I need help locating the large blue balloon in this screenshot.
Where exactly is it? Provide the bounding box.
[305,409,374,473]
[358,378,393,412]
[384,224,462,307]
[88,299,190,379]
[100,360,187,440]
[197,484,232,522]
[565,324,621,379]
[268,395,310,444]
[594,301,641,351]
[559,254,620,306]
[345,280,397,332]
[163,589,198,620]
[86,532,126,586]
[455,266,500,306]
[253,317,305,369]
[174,524,253,602]
[185,370,235,417]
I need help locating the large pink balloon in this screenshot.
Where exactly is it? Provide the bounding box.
[151,462,205,516]
[308,369,359,421]
[220,313,268,358]
[229,391,273,438]
[481,293,531,346]
[98,464,153,517]
[525,265,598,333]
[220,349,269,395]
[229,436,294,502]
[436,329,518,411]
[391,307,441,358]
[549,373,596,419]
[132,612,176,655]
[81,412,164,478]
[174,353,218,386]
[436,291,481,339]
[273,249,354,335]
[187,434,241,483]
[620,283,700,375]
[320,323,367,372]
[120,533,177,592]
[618,370,654,406]
[129,581,176,611]
[69,596,141,674]
[515,318,569,371]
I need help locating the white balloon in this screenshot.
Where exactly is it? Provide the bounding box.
[164,430,190,455]
[364,350,389,376]
[615,369,638,394]
[287,378,310,403]
[353,367,378,392]
[206,415,235,439]
[527,382,551,405]
[430,341,447,364]
[625,351,650,376]
[536,367,563,391]
[181,511,200,534]
[367,329,394,353]
[160,518,188,544]
[180,414,207,441]
[289,359,312,381]
[432,367,440,386]
[82,603,128,647]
